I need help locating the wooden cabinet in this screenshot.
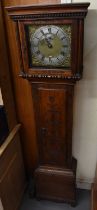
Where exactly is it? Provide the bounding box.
[0,125,26,210]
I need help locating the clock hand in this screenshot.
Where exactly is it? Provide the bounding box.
[45,38,53,48]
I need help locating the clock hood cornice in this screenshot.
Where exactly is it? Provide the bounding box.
[6,3,90,21]
[6,2,90,81]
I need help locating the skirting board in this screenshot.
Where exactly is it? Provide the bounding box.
[76,178,93,190]
[29,177,92,191]
[61,0,72,3]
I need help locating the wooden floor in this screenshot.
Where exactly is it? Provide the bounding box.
[19,188,90,210]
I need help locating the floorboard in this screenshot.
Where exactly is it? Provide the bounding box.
[19,189,90,210]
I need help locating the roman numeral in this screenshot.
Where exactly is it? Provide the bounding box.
[49,56,52,62]
[48,28,51,33]
[40,30,45,35]
[61,51,66,56]
[36,50,40,55]
[34,36,40,40]
[57,57,60,61]
[41,55,45,61]
[61,36,66,40]
[56,30,59,35]
[63,44,68,48]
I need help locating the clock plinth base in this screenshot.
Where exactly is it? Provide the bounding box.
[34,158,77,205]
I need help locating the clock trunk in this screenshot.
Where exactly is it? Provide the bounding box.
[32,82,74,167]
[32,81,77,204]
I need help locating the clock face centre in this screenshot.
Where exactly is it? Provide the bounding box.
[39,35,63,57]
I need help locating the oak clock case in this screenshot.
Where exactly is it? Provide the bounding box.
[6,3,90,206]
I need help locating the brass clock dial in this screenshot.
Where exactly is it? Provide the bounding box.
[28,25,71,68]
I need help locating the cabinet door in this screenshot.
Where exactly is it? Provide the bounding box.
[32,83,74,168]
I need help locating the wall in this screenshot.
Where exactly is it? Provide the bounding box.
[72,0,97,189]
[0,199,4,210]
[0,89,3,105]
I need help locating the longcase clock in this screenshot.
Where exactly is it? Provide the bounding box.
[7,3,90,205]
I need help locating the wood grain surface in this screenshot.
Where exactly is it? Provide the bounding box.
[0,0,17,130]
[0,124,26,210]
[1,0,62,172]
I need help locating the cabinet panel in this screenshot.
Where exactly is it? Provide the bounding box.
[32,83,74,167]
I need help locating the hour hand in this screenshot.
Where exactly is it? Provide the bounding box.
[45,38,52,48]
